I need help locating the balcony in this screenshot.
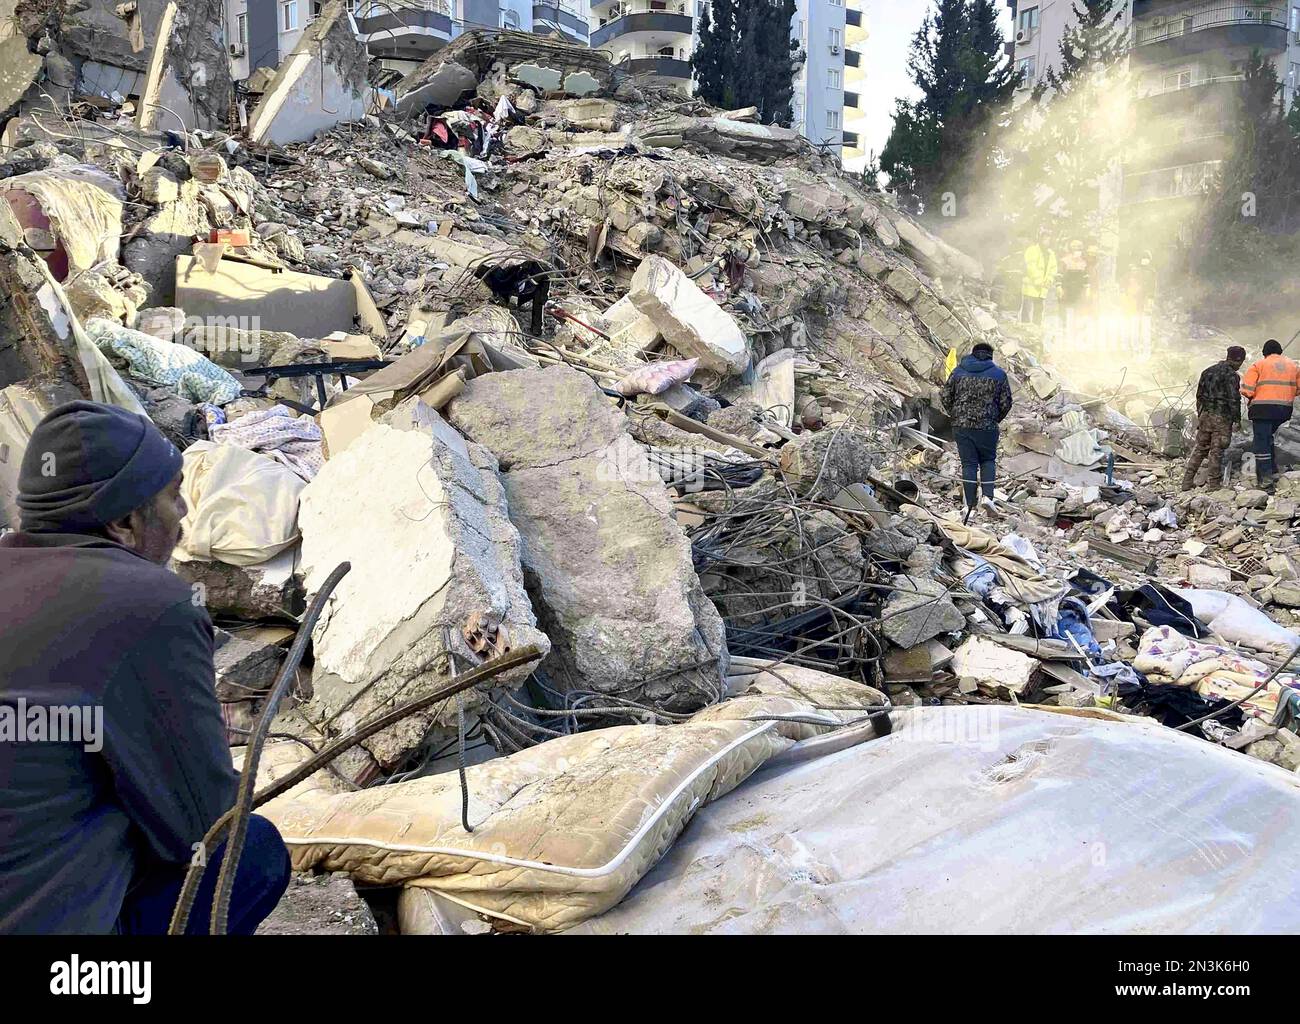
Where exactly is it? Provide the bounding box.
[846,8,862,27]
[1122,158,1223,205]
[844,90,860,108]
[1132,3,1290,62]
[844,48,860,68]
[533,3,590,41]
[591,12,694,48]
[1123,122,1232,170]
[357,2,452,57]
[842,130,860,148]
[626,56,692,79]
[1137,73,1247,113]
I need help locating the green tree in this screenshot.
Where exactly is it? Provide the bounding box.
[1022,0,1129,229]
[1193,53,1300,279]
[690,0,801,125]
[879,0,1017,215]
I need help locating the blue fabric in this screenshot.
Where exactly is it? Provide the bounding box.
[1054,598,1101,658]
[115,815,291,935]
[955,427,998,507]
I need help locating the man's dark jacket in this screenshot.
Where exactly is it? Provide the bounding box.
[0,532,237,934]
[942,353,1014,431]
[1195,360,1242,426]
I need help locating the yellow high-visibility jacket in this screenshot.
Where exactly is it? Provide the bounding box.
[1022,243,1058,298]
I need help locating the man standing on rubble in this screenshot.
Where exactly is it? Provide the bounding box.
[943,341,1014,519]
[1020,226,1057,326]
[1240,339,1300,489]
[0,401,290,934]
[1182,346,1246,491]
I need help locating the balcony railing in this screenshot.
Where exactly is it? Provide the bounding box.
[1134,3,1289,47]
[356,0,453,38]
[625,56,692,78]
[592,11,693,48]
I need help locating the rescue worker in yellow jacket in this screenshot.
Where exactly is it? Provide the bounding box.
[1020,226,1057,326]
[1240,339,1300,488]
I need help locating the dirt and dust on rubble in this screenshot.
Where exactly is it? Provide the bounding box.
[2,3,1300,935]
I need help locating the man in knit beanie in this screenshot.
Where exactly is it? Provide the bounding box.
[0,401,290,934]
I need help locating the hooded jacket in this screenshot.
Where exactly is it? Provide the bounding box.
[0,532,237,934]
[943,353,1014,431]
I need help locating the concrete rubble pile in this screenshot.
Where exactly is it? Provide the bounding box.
[3,8,1300,933]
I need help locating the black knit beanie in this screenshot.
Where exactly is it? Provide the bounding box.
[16,401,183,534]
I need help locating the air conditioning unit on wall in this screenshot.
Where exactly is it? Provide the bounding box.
[1016,27,1033,44]
[829,43,840,54]
[229,43,245,57]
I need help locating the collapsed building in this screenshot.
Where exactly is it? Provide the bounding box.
[3,5,1300,934]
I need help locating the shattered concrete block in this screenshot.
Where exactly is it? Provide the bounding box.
[951,636,1039,698]
[1236,489,1269,509]
[883,266,923,304]
[172,549,305,621]
[0,34,43,120]
[296,398,549,771]
[779,427,876,501]
[214,629,285,702]
[1187,563,1233,589]
[1272,583,1300,609]
[395,60,477,116]
[882,575,965,649]
[446,366,729,712]
[628,256,749,375]
[248,1,371,146]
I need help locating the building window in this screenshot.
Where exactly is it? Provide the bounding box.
[1017,56,1036,83]
[829,27,841,48]
[828,68,840,89]
[502,8,520,28]
[1018,6,1038,33]
[1163,68,1193,91]
[829,0,841,6]
[236,12,247,44]
[827,109,840,130]
[1292,6,1300,33]
[281,1,298,31]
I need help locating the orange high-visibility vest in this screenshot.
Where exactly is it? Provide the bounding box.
[1240,354,1299,415]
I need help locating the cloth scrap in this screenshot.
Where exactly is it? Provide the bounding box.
[211,404,324,482]
[87,317,240,406]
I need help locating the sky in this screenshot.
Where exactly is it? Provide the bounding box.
[857,0,1015,163]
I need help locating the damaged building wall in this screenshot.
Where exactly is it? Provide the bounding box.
[247,1,370,147]
[134,0,233,133]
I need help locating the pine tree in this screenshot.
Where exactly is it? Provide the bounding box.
[690,0,801,125]
[1024,0,1129,228]
[1194,53,1300,279]
[692,0,735,109]
[879,0,1017,214]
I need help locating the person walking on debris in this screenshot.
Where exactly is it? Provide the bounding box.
[1020,226,1057,326]
[1182,346,1247,491]
[0,402,290,935]
[943,341,1014,520]
[1058,239,1089,332]
[1240,339,1300,489]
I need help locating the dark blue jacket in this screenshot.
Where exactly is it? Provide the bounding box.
[942,353,1014,431]
[0,532,237,934]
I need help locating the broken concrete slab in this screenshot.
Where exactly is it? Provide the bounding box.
[248,1,370,146]
[881,575,966,649]
[446,365,729,712]
[779,427,876,500]
[395,60,477,116]
[951,635,1039,698]
[135,0,233,134]
[563,71,601,97]
[214,628,286,702]
[171,548,305,622]
[628,256,748,376]
[296,397,550,772]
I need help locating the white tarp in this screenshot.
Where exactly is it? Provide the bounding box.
[563,706,1300,934]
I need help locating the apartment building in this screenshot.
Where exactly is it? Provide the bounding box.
[1008,1,1300,211]
[227,0,589,82]
[589,0,858,157]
